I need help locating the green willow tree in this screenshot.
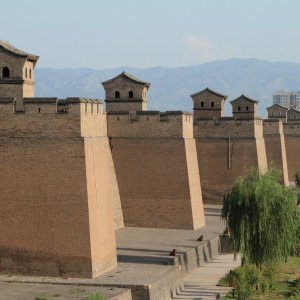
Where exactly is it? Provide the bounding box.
[222,168,300,269]
[295,172,300,188]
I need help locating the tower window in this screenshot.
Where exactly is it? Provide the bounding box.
[211,101,215,108]
[25,68,28,78]
[238,106,241,111]
[115,91,120,98]
[2,67,10,78]
[246,106,249,111]
[200,101,204,107]
[29,69,32,79]
[129,91,133,98]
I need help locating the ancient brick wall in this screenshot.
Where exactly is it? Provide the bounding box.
[106,101,146,112]
[283,123,300,184]
[0,99,121,278]
[107,112,205,229]
[107,111,193,138]
[263,120,289,186]
[194,119,268,204]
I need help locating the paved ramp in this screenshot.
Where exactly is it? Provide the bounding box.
[173,254,241,300]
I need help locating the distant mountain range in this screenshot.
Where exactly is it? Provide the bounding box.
[35,58,300,117]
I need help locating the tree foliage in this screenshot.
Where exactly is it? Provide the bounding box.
[230,264,262,300]
[222,168,300,268]
[295,172,300,189]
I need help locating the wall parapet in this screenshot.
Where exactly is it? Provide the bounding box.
[283,122,300,136]
[0,97,107,137]
[107,110,193,138]
[263,119,284,135]
[194,117,264,138]
[0,97,103,115]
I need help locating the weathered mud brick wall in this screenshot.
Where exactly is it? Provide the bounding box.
[283,123,300,185]
[194,118,268,204]
[263,119,289,186]
[0,98,121,278]
[107,111,205,229]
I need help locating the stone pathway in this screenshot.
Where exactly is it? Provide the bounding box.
[173,254,241,300]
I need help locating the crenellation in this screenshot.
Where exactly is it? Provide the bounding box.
[283,122,300,135]
[0,98,106,138]
[263,119,284,135]
[107,110,193,138]
[194,118,264,139]
[0,97,104,115]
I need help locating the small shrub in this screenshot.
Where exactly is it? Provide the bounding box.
[263,261,279,287]
[260,277,271,294]
[86,292,105,300]
[295,173,300,188]
[286,287,299,298]
[231,264,261,300]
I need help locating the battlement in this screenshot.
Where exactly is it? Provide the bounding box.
[194,117,264,139]
[263,119,284,135]
[0,97,103,114]
[283,122,300,135]
[0,97,107,137]
[107,110,193,138]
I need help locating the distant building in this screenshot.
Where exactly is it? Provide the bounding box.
[273,90,300,110]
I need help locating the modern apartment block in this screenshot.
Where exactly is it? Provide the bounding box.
[273,90,300,110]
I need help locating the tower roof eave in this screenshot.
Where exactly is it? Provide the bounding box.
[0,40,39,61]
[230,94,258,104]
[266,103,288,111]
[102,71,151,87]
[190,87,228,99]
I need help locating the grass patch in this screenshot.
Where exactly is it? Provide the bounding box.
[218,272,231,287]
[86,293,105,300]
[219,256,300,299]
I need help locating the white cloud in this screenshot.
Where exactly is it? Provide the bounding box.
[182,34,241,64]
[183,34,214,52]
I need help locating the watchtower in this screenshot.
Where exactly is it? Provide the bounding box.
[102,71,150,112]
[191,87,227,121]
[0,40,39,98]
[266,103,288,122]
[287,108,300,123]
[231,94,258,119]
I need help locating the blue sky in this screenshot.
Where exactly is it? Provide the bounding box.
[1,0,300,69]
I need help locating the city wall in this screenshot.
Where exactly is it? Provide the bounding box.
[194,118,268,204]
[283,122,300,184]
[263,119,289,186]
[107,111,205,229]
[0,98,122,278]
